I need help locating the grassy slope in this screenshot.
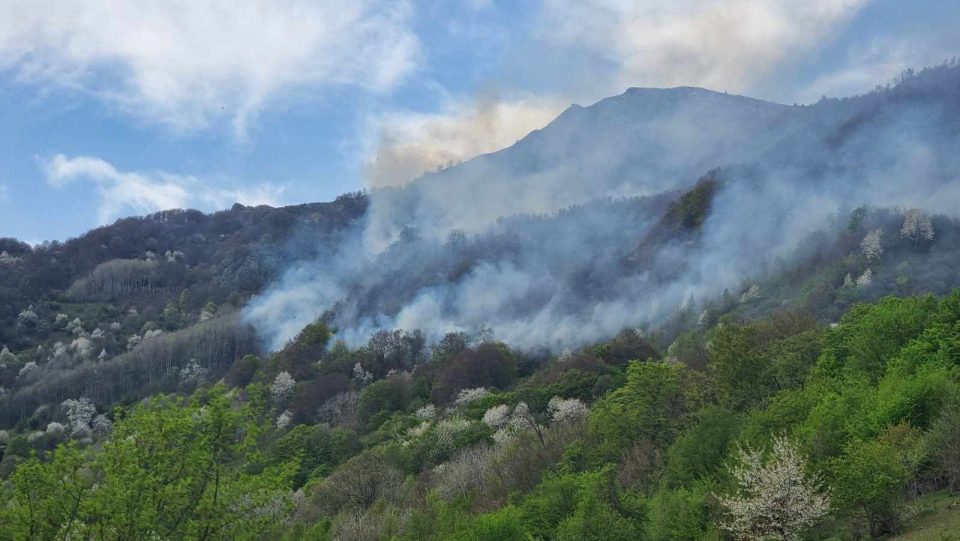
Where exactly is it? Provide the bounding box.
[892,492,960,540]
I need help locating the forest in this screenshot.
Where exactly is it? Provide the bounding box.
[3,64,960,540]
[2,289,960,539]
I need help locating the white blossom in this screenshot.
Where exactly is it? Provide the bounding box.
[860,228,883,261]
[91,414,113,437]
[91,327,106,339]
[275,410,293,430]
[901,208,934,242]
[17,308,39,326]
[70,337,95,359]
[433,417,472,452]
[454,387,490,406]
[46,422,66,435]
[126,334,143,350]
[547,396,589,423]
[18,361,38,378]
[270,371,296,403]
[509,401,534,430]
[739,284,761,304]
[352,362,373,386]
[98,349,110,361]
[55,313,69,324]
[178,359,208,386]
[66,317,85,336]
[842,273,854,288]
[492,428,514,445]
[0,429,8,445]
[856,268,873,287]
[109,321,122,331]
[62,397,97,437]
[415,404,437,420]
[482,404,511,430]
[718,436,830,541]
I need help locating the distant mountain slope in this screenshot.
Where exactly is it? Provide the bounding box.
[253,61,960,350]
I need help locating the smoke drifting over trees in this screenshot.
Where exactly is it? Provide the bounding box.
[245,62,960,352]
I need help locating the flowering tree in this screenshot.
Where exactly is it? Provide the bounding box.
[901,208,934,243]
[415,404,437,420]
[739,285,761,304]
[860,229,883,261]
[718,436,830,540]
[62,397,97,438]
[270,371,296,403]
[454,387,490,406]
[547,396,589,424]
[275,410,293,430]
[482,404,511,429]
[178,359,208,386]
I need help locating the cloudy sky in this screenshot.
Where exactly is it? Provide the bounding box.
[0,0,956,242]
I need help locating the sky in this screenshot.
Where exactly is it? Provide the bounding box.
[0,0,956,243]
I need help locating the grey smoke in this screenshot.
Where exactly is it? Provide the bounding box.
[245,63,960,352]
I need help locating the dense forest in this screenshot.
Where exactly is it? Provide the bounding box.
[3,290,960,539]
[3,64,960,539]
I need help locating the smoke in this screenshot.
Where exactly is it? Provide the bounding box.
[245,62,960,352]
[364,95,566,189]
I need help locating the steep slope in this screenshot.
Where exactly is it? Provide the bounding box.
[252,62,960,351]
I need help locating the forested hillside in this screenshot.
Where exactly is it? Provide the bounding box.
[3,291,960,539]
[3,63,960,540]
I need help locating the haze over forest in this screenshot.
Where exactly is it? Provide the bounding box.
[1,2,960,540]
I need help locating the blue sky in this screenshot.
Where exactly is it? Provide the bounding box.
[0,0,956,243]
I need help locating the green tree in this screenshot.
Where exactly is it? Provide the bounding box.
[589,361,686,462]
[831,438,910,537]
[0,386,294,540]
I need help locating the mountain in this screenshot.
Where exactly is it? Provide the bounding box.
[3,62,960,540]
[251,61,960,351]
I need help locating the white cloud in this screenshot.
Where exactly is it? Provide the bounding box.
[364,95,566,187]
[0,0,419,136]
[537,0,868,95]
[43,154,285,224]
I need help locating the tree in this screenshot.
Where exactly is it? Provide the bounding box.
[718,436,830,541]
[0,345,17,365]
[589,361,686,462]
[860,228,883,261]
[900,208,934,244]
[925,401,960,492]
[0,386,294,540]
[61,397,97,438]
[270,370,296,404]
[831,438,909,536]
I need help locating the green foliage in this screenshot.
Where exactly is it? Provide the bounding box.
[588,361,686,462]
[646,481,715,541]
[831,438,912,536]
[817,295,936,381]
[664,176,718,230]
[358,375,411,428]
[664,407,741,486]
[295,319,332,349]
[5,291,960,540]
[267,423,360,488]
[0,385,294,540]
